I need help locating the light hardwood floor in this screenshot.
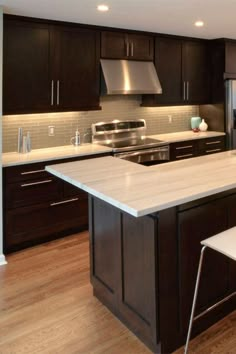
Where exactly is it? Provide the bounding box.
[0,232,235,354]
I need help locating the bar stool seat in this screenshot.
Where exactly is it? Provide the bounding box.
[201,227,236,261]
[184,227,236,354]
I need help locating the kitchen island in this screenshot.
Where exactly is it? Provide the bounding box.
[46,152,236,353]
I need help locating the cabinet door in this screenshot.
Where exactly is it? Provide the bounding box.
[4,196,88,253]
[3,18,52,114]
[156,37,183,104]
[101,31,127,59]
[54,26,100,110]
[128,34,154,60]
[178,199,229,332]
[101,31,154,60]
[182,40,210,104]
[142,37,183,106]
[225,41,236,74]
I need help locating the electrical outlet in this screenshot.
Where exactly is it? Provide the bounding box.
[168,115,173,124]
[48,126,55,136]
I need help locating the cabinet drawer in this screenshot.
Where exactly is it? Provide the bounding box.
[170,141,197,161]
[4,162,48,183]
[198,137,225,154]
[5,177,63,209]
[4,197,88,251]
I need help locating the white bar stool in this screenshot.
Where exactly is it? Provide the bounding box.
[184,227,236,354]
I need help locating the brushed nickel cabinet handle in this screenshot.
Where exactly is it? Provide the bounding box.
[206,148,222,153]
[50,198,79,207]
[57,80,60,105]
[125,41,129,56]
[183,81,186,101]
[206,141,222,145]
[176,153,193,159]
[21,169,45,175]
[21,179,53,188]
[51,80,54,106]
[131,42,134,57]
[187,81,189,100]
[176,145,193,150]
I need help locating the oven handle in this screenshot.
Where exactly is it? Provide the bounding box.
[115,146,169,158]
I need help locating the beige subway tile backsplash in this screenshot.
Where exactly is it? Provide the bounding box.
[3,96,199,152]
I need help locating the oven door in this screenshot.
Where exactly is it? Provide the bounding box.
[114,145,170,165]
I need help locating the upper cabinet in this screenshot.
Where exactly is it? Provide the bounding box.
[211,39,236,103]
[101,31,154,61]
[182,40,210,104]
[3,19,52,114]
[142,36,210,106]
[3,16,101,115]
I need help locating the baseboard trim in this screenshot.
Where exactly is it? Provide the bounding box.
[0,254,7,266]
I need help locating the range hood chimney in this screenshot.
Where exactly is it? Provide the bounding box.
[100,59,162,95]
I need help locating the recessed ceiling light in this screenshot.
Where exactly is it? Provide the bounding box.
[97,4,109,12]
[195,21,204,27]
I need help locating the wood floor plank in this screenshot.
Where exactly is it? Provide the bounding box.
[0,232,235,354]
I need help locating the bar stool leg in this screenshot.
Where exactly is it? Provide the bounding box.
[184,245,207,354]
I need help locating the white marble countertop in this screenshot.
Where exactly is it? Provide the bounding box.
[150,130,225,143]
[46,150,236,217]
[2,130,225,167]
[2,144,112,167]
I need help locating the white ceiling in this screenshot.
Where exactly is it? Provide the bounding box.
[1,0,236,40]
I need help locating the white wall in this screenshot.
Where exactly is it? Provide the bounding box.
[0,7,7,265]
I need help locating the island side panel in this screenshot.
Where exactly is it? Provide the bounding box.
[119,213,159,348]
[89,196,121,312]
[89,196,160,353]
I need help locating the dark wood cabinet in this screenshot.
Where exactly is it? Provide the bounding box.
[3,152,111,253]
[142,37,210,106]
[3,19,52,114]
[211,39,236,103]
[143,37,183,105]
[90,190,236,353]
[3,16,101,115]
[101,31,154,61]
[170,136,225,161]
[170,140,198,161]
[183,40,210,104]
[52,25,100,110]
[178,199,229,332]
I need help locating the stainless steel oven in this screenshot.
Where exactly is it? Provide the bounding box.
[114,145,170,165]
[92,119,170,166]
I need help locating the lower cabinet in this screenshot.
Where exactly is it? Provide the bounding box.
[170,136,225,161]
[3,153,109,253]
[90,190,236,353]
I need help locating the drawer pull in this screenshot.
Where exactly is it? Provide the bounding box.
[50,198,79,207]
[21,169,45,175]
[206,140,222,145]
[176,145,193,150]
[21,179,53,188]
[206,148,222,153]
[176,153,193,159]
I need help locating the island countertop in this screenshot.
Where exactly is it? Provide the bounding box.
[46,150,236,217]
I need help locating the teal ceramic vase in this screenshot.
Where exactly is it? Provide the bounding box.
[191,117,201,130]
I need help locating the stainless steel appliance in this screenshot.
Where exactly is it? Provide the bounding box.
[92,119,169,165]
[100,59,162,95]
[226,80,236,149]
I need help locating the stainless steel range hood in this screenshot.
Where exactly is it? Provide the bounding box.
[100,59,162,95]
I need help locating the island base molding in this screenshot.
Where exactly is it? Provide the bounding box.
[89,191,236,353]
